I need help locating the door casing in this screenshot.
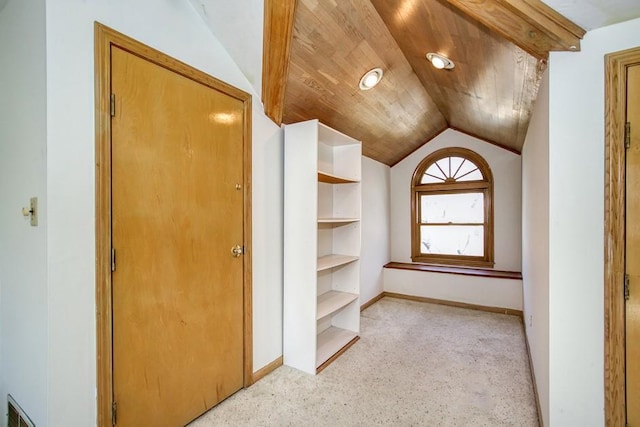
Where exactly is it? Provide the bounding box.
[94,22,253,427]
[604,46,640,427]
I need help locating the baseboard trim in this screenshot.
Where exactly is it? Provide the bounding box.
[383,292,523,317]
[250,356,283,384]
[360,292,385,311]
[523,324,544,427]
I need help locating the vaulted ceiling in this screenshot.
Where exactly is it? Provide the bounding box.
[190,0,640,166]
[263,0,587,165]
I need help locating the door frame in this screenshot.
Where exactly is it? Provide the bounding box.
[94,23,253,426]
[604,46,640,426]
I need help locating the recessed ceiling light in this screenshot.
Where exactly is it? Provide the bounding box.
[359,68,383,90]
[426,53,455,70]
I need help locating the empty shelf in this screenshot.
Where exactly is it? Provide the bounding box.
[317,217,360,224]
[318,171,359,184]
[317,254,359,271]
[316,326,358,368]
[317,291,358,320]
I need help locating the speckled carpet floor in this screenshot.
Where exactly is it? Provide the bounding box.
[189,297,539,426]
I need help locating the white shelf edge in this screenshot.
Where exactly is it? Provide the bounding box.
[316,291,359,320]
[317,254,359,271]
[317,217,360,223]
[316,326,358,368]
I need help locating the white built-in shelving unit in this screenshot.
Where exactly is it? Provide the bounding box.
[284,119,361,375]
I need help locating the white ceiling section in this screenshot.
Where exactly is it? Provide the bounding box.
[542,0,640,30]
[189,0,264,96]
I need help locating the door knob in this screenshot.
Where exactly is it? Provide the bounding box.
[231,245,244,257]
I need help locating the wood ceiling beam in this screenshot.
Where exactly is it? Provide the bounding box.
[444,0,586,59]
[262,0,297,125]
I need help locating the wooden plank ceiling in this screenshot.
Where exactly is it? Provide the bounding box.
[263,0,584,166]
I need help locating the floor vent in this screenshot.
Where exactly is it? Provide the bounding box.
[7,395,35,427]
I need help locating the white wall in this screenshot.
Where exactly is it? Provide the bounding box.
[188,0,264,96]
[43,1,282,425]
[390,129,523,271]
[547,17,640,426]
[386,129,522,310]
[522,69,550,427]
[384,269,523,310]
[0,0,48,426]
[360,157,391,305]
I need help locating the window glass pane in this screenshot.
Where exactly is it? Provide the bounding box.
[420,225,484,256]
[454,159,481,180]
[450,157,465,177]
[457,169,483,181]
[422,163,446,183]
[436,159,450,177]
[421,193,484,223]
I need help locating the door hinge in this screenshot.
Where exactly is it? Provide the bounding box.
[625,273,630,301]
[112,400,117,425]
[111,247,116,272]
[110,93,116,117]
[625,122,631,149]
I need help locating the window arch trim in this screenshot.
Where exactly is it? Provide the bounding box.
[411,147,494,268]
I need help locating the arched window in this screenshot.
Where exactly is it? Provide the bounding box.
[411,147,494,267]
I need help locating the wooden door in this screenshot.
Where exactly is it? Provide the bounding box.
[111,46,246,427]
[627,63,640,426]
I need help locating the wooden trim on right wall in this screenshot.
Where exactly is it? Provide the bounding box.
[522,323,544,427]
[604,45,640,427]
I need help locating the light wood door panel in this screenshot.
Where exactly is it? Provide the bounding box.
[111,46,245,427]
[627,63,640,427]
